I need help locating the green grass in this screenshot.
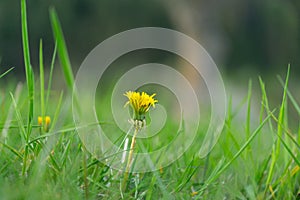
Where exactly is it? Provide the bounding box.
[49,7,75,91]
[0,0,299,199]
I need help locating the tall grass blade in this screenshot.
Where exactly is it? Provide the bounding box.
[39,40,45,125]
[246,79,252,140]
[46,41,57,113]
[48,91,63,132]
[245,79,254,165]
[266,66,290,187]
[49,8,74,91]
[258,77,274,133]
[21,0,31,82]
[21,0,34,137]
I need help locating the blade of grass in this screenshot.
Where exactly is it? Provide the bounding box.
[21,0,34,141]
[268,111,300,150]
[298,124,300,149]
[21,0,31,82]
[39,39,45,130]
[138,141,172,199]
[256,153,272,186]
[0,67,14,79]
[272,160,298,196]
[0,125,40,129]
[277,134,300,167]
[10,93,27,142]
[278,76,300,116]
[245,79,254,168]
[266,66,290,188]
[1,83,23,144]
[45,41,57,114]
[259,77,274,133]
[27,65,35,136]
[0,141,23,159]
[246,79,252,140]
[49,8,74,91]
[10,92,29,175]
[48,150,61,173]
[60,139,71,166]
[48,91,63,132]
[275,66,290,156]
[175,156,199,192]
[225,96,241,151]
[82,147,89,200]
[229,91,249,120]
[28,122,108,145]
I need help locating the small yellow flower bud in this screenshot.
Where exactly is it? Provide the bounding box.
[38,116,51,132]
[45,116,51,127]
[38,117,43,126]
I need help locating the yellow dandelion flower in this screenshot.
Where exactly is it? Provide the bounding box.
[124,91,158,120]
[122,91,158,190]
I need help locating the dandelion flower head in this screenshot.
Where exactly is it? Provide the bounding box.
[124,91,158,120]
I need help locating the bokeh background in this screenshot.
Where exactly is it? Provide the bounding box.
[1,0,300,75]
[0,0,300,115]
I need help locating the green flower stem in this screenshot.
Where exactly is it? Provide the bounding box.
[122,121,140,191]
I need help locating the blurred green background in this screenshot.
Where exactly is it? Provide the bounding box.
[1,0,300,79]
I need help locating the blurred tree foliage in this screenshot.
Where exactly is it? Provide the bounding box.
[0,0,173,76]
[220,0,300,74]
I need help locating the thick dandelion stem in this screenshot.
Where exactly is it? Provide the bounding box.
[122,123,140,191]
